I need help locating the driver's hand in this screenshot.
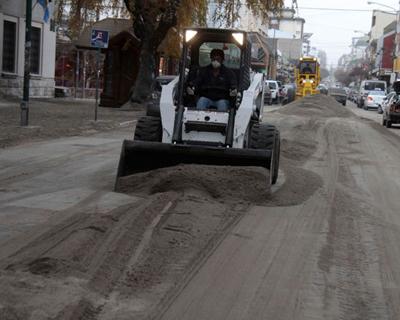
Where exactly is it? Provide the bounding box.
[230,88,238,97]
[186,86,195,95]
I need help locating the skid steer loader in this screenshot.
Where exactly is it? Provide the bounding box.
[115,28,280,188]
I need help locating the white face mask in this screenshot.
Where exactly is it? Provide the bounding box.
[211,60,221,69]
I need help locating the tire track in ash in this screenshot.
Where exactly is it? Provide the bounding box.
[310,119,391,320]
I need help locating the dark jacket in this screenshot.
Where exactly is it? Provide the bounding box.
[194,64,237,101]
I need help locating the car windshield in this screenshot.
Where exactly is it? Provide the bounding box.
[268,82,277,89]
[369,91,385,96]
[364,82,385,91]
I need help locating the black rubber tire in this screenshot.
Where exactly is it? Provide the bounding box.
[270,130,280,185]
[342,101,346,106]
[146,102,161,117]
[249,123,280,185]
[134,116,162,142]
[382,116,386,126]
[386,119,392,128]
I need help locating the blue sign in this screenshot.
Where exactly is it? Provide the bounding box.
[91,29,109,49]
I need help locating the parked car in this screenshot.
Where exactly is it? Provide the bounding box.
[329,87,347,105]
[377,91,396,114]
[382,82,400,128]
[357,80,387,108]
[363,90,386,110]
[282,83,296,104]
[276,80,285,102]
[146,75,176,116]
[348,88,359,103]
[265,80,280,104]
[264,84,273,105]
[317,84,328,95]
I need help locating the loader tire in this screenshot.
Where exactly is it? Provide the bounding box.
[134,116,162,142]
[249,123,280,185]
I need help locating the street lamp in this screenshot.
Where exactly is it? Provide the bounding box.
[354,30,369,35]
[367,1,396,12]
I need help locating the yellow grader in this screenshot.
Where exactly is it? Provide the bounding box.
[295,57,320,98]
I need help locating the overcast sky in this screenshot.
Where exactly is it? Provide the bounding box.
[284,0,399,67]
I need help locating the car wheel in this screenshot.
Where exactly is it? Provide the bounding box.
[377,106,383,114]
[382,116,386,126]
[386,119,392,128]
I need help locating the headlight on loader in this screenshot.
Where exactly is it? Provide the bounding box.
[232,32,244,45]
[185,30,198,42]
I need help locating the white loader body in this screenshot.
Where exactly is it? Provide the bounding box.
[160,73,265,148]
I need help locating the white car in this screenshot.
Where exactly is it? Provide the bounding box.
[358,80,387,108]
[378,91,396,114]
[363,90,386,110]
[265,80,279,103]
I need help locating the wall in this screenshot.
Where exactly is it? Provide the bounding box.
[382,32,395,69]
[278,39,303,60]
[0,0,56,97]
[370,10,396,41]
[273,9,304,61]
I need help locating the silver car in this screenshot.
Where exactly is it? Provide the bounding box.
[363,90,386,110]
[378,92,396,114]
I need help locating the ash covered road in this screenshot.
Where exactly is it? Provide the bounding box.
[1,95,400,320]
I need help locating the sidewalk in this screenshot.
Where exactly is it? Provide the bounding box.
[0,97,144,148]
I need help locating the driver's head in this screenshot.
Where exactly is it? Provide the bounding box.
[210,49,224,68]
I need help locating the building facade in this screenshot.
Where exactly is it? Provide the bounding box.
[270,8,305,61]
[368,10,396,80]
[0,0,56,97]
[373,21,395,81]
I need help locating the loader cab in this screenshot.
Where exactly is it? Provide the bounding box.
[180,28,251,109]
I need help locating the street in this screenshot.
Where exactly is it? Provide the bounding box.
[1,95,400,319]
[159,97,400,320]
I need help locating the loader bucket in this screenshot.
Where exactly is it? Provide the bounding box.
[115,140,273,187]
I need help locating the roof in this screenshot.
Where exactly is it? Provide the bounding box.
[247,32,273,54]
[75,18,135,49]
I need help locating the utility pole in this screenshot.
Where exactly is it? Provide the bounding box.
[20,0,32,126]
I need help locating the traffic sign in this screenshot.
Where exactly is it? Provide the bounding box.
[91,29,109,49]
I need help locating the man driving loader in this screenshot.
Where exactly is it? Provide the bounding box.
[187,48,238,111]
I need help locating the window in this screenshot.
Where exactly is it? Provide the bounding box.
[364,81,385,91]
[2,20,17,73]
[31,26,41,74]
[300,62,316,74]
[372,15,376,27]
[199,42,241,69]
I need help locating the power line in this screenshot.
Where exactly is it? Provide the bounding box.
[299,7,376,12]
